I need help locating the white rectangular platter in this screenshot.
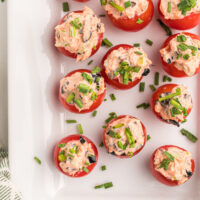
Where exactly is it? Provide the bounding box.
[8,0,200,199]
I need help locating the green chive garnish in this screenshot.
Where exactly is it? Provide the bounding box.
[132,66,141,73]
[78,83,90,95]
[34,156,41,165]
[183,54,190,60]
[102,125,106,128]
[88,60,93,65]
[58,143,66,148]
[70,26,76,37]
[110,94,116,101]
[77,124,83,135]
[159,88,181,102]
[94,184,104,189]
[113,123,124,129]
[100,0,107,6]
[177,43,188,51]
[58,154,66,162]
[168,2,171,13]
[92,110,97,117]
[94,182,113,189]
[66,93,75,103]
[105,112,117,123]
[177,35,187,42]
[92,66,101,74]
[124,1,131,8]
[147,135,151,141]
[157,19,172,36]
[82,167,89,173]
[135,51,143,55]
[136,103,150,109]
[154,72,159,86]
[62,2,69,12]
[123,71,129,85]
[66,120,77,123]
[109,1,124,12]
[180,128,198,143]
[136,18,144,24]
[159,158,170,170]
[104,98,107,102]
[133,43,140,47]
[74,98,83,108]
[81,72,93,85]
[181,119,187,124]
[101,165,107,171]
[99,142,104,147]
[99,14,106,17]
[102,38,113,47]
[146,39,153,46]
[163,151,174,161]
[139,82,145,92]
[91,92,97,101]
[149,84,156,92]
[163,75,168,82]
[70,19,82,29]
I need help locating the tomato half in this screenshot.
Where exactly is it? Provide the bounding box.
[54,134,98,178]
[56,11,103,59]
[158,0,200,30]
[151,84,192,125]
[106,0,154,31]
[59,69,106,114]
[150,145,195,186]
[160,32,200,78]
[101,44,149,90]
[102,115,147,159]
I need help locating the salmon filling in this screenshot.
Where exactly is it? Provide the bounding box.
[105,116,145,157]
[154,147,193,185]
[155,85,192,126]
[55,6,105,62]
[104,47,152,84]
[160,0,200,20]
[160,33,200,76]
[103,0,149,19]
[59,137,96,175]
[60,71,105,111]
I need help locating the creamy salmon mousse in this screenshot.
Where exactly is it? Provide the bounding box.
[104,116,146,157]
[160,0,200,20]
[60,69,105,112]
[55,6,105,62]
[153,147,193,185]
[104,47,152,84]
[155,85,192,126]
[160,33,200,76]
[103,0,149,19]
[58,136,96,175]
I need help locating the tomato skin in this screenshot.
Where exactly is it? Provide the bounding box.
[151,84,192,124]
[56,11,103,59]
[59,69,106,114]
[74,0,89,2]
[54,135,98,178]
[158,0,200,30]
[102,115,147,159]
[160,32,200,78]
[101,44,148,90]
[150,145,195,186]
[106,0,154,31]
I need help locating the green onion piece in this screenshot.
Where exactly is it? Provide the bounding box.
[136,18,144,24]
[163,151,174,161]
[146,39,153,46]
[77,124,83,135]
[104,182,113,189]
[139,82,145,92]
[69,148,75,154]
[181,119,187,124]
[180,128,198,143]
[94,184,104,189]
[170,99,183,110]
[123,71,129,85]
[110,93,116,101]
[177,53,182,59]
[100,0,107,6]
[168,1,171,13]
[101,165,107,171]
[70,26,76,37]
[102,38,113,47]
[78,83,90,95]
[58,154,66,162]
[177,0,196,15]
[109,1,124,12]
[34,156,41,165]
[154,72,159,86]
[99,14,106,17]
[92,66,101,74]
[92,110,97,117]
[147,135,151,141]
[104,98,107,102]
[66,120,77,123]
[132,66,141,73]
[113,123,124,129]
[149,84,156,92]
[62,2,69,12]
[105,113,117,123]
[159,88,181,102]
[124,1,131,8]
[99,142,104,147]
[133,43,140,47]
[67,153,74,158]
[163,75,168,82]
[70,19,82,29]
[159,159,170,170]
[183,54,190,60]
[177,43,188,51]
[136,103,150,109]
[82,167,89,173]
[157,19,172,36]
[177,35,187,42]
[117,141,124,149]
[74,98,83,108]
[127,152,133,158]
[58,143,65,148]
[102,125,106,128]
[125,127,135,147]
[135,51,143,55]
[86,162,90,166]
[81,72,93,85]
[88,60,93,65]
[91,92,97,101]
[66,93,75,103]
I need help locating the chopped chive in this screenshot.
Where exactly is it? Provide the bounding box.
[180,129,198,143]
[117,141,124,149]
[157,19,172,36]
[104,98,107,102]
[62,2,69,12]
[109,1,124,12]
[133,43,140,47]
[136,103,150,109]
[70,20,82,29]
[58,143,65,148]
[163,75,168,82]
[177,43,188,51]
[154,72,159,86]
[163,151,174,161]
[136,18,144,24]
[81,72,93,85]
[102,125,106,128]
[168,2,171,13]
[132,66,141,73]
[104,182,113,189]
[99,141,104,147]
[159,158,170,170]
[110,94,116,101]
[113,123,124,129]
[101,165,107,171]
[99,14,106,17]
[66,120,77,123]
[100,0,107,5]
[88,60,93,65]
[34,156,41,165]
[183,54,190,60]
[78,83,90,95]
[147,135,151,141]
[124,1,131,8]
[159,88,181,102]
[102,38,113,47]
[149,84,156,92]
[82,167,89,173]
[146,39,153,46]
[135,51,143,55]
[66,93,75,103]
[58,154,66,162]
[70,26,76,37]
[139,82,145,92]
[91,92,97,101]
[92,110,97,117]
[77,124,83,135]
[86,162,90,166]
[67,153,74,158]
[177,35,187,42]
[92,66,101,74]
[94,184,104,189]
[181,119,187,124]
[123,71,129,85]
[74,98,83,108]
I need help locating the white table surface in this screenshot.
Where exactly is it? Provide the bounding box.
[0,1,8,150]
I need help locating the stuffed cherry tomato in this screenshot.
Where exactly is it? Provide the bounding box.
[54,134,98,177]
[150,145,195,186]
[158,0,200,30]
[102,0,154,31]
[59,68,106,113]
[101,44,152,90]
[103,115,147,158]
[160,32,200,77]
[151,84,192,127]
[55,6,104,62]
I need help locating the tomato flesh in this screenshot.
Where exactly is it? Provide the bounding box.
[54,134,98,178]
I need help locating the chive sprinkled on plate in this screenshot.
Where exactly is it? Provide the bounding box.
[94,182,113,189]
[180,128,198,143]
[157,19,172,36]
[88,60,93,65]
[163,75,168,82]
[109,1,124,12]
[105,112,117,124]
[154,72,159,86]
[99,14,106,17]
[149,84,156,92]
[34,156,41,165]
[62,2,69,12]
[104,98,107,102]
[146,39,153,46]
[102,125,106,128]
[100,0,107,5]
[181,119,187,124]
[101,165,107,171]
[110,94,116,101]
[92,110,97,117]
[77,124,83,135]
[136,18,144,24]
[102,38,113,47]
[139,82,145,92]
[147,135,151,141]
[66,120,77,123]
[94,184,104,189]
[133,43,140,47]
[99,141,104,147]
[136,103,150,109]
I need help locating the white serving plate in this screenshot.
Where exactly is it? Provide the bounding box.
[8,0,200,199]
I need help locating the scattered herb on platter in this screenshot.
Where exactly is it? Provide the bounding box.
[180,128,198,143]
[34,157,41,165]
[62,2,69,12]
[94,182,113,189]
[157,19,172,36]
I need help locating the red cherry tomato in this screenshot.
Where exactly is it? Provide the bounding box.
[158,0,200,30]
[101,44,148,90]
[102,115,147,159]
[56,11,103,59]
[54,134,98,178]
[160,32,200,78]
[59,69,106,114]
[74,0,89,2]
[150,145,195,186]
[106,0,154,31]
[151,84,192,124]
